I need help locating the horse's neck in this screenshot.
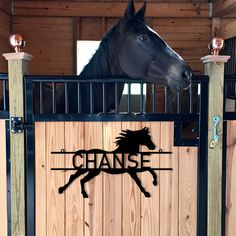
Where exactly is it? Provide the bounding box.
[79,36,123,77]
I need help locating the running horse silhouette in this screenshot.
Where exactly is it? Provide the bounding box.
[59,0,192,113]
[58,127,158,198]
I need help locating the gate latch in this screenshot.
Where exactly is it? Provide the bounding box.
[10,117,32,133]
[210,115,220,149]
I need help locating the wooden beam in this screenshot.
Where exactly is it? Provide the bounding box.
[12,1,210,17]
[217,19,236,40]
[214,0,236,17]
[2,52,33,236]
[201,55,230,236]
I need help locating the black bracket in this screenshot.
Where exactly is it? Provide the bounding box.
[10,117,33,133]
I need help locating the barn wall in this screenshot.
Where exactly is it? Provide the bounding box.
[11,1,211,75]
[0,0,11,73]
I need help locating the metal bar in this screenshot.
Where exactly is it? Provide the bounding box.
[65,82,68,114]
[3,80,6,111]
[127,83,131,113]
[34,113,199,122]
[139,83,144,113]
[152,84,156,113]
[189,86,193,113]
[102,83,106,113]
[197,79,209,236]
[52,82,56,114]
[222,121,227,236]
[89,82,93,113]
[164,86,168,113]
[177,92,181,113]
[39,82,43,114]
[24,75,207,84]
[77,82,81,113]
[115,83,118,113]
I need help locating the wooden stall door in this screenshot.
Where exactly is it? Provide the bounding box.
[35,121,198,236]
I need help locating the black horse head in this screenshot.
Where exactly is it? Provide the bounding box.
[68,0,193,113]
[116,0,192,91]
[114,127,155,153]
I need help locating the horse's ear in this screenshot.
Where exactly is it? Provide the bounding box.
[124,0,135,19]
[143,127,149,131]
[135,2,146,19]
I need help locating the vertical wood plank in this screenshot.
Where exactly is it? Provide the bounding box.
[122,122,141,236]
[84,122,103,236]
[103,122,122,236]
[179,147,198,236]
[46,122,65,236]
[65,122,84,236]
[35,122,47,236]
[0,120,7,236]
[225,121,236,236]
[141,122,161,236]
[159,122,179,236]
[201,55,230,236]
[2,53,32,236]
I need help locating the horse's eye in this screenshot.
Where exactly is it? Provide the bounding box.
[138,34,148,41]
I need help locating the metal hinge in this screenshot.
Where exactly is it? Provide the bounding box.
[10,117,33,133]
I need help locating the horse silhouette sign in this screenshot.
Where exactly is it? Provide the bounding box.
[51,127,172,198]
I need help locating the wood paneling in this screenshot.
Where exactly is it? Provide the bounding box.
[214,0,236,17]
[0,0,11,14]
[12,16,74,75]
[0,120,7,236]
[217,19,236,40]
[153,17,211,73]
[0,10,11,72]
[35,121,198,236]
[226,121,236,236]
[13,1,210,18]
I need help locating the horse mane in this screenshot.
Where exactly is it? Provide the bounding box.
[115,128,149,147]
[79,26,121,76]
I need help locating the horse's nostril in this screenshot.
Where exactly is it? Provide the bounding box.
[182,70,192,83]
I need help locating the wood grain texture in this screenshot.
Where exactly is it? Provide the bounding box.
[0,10,10,72]
[0,120,7,236]
[159,122,179,236]
[46,122,65,236]
[65,122,84,236]
[12,16,74,75]
[203,59,226,236]
[179,147,197,236]
[225,121,236,236]
[103,122,122,236]
[84,122,103,236]
[214,0,236,17]
[13,1,210,17]
[217,19,236,40]
[35,122,47,236]
[34,121,198,236]
[5,56,31,236]
[141,122,161,236]
[122,122,141,236]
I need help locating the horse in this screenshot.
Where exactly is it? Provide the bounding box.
[0,0,192,114]
[55,0,193,114]
[58,127,158,198]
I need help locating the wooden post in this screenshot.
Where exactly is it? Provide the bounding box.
[201,55,230,236]
[2,52,33,236]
